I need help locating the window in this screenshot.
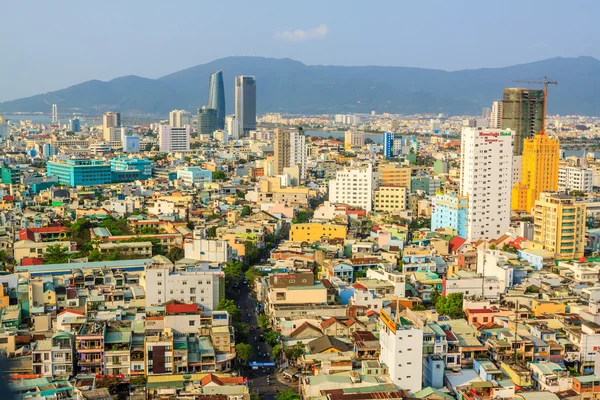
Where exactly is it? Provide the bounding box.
[190,288,196,294]
[182,281,187,285]
[189,320,195,326]
[190,297,196,302]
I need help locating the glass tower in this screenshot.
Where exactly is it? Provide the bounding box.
[208,71,226,130]
[235,76,257,136]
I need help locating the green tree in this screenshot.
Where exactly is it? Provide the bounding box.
[258,314,270,331]
[292,211,310,224]
[96,377,120,389]
[207,226,217,238]
[224,260,243,283]
[569,190,585,197]
[99,217,131,236]
[284,342,305,361]
[354,270,366,280]
[235,343,253,363]
[140,226,158,235]
[69,218,95,245]
[276,389,301,400]
[43,244,70,264]
[217,299,241,322]
[364,138,375,145]
[165,246,185,262]
[271,344,283,360]
[244,241,263,266]
[212,170,227,181]
[236,190,246,199]
[245,268,263,285]
[435,293,464,319]
[265,330,280,346]
[241,205,252,217]
[502,244,518,254]
[184,156,192,163]
[250,392,263,400]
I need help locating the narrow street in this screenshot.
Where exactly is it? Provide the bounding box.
[233,279,296,400]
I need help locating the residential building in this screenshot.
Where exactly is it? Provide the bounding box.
[103,111,121,128]
[379,163,411,188]
[1,166,21,184]
[345,130,364,149]
[208,71,226,129]
[501,88,544,155]
[431,191,468,238]
[379,310,423,393]
[374,186,407,212]
[32,332,75,378]
[177,167,212,187]
[145,328,174,375]
[235,76,257,136]
[145,261,224,311]
[512,133,560,212]
[225,115,239,140]
[110,156,153,179]
[169,110,192,128]
[197,106,217,136]
[184,233,232,263]
[558,165,593,193]
[533,192,586,259]
[274,128,307,180]
[460,127,514,241]
[158,125,191,152]
[329,164,377,211]
[290,223,347,243]
[76,321,105,375]
[103,126,126,143]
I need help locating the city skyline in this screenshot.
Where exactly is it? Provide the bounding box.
[2,0,600,101]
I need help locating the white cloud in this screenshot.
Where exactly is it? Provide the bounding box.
[274,24,328,43]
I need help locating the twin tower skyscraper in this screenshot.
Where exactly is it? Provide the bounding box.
[207,71,256,136]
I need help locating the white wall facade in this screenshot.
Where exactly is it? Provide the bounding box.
[329,164,376,212]
[158,125,191,152]
[184,237,231,263]
[558,166,593,193]
[460,128,514,241]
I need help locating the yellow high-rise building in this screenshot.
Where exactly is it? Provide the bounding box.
[512,133,559,212]
[533,192,586,259]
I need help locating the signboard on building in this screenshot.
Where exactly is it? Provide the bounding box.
[379,309,396,334]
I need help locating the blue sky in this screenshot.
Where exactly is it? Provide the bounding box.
[1,0,598,101]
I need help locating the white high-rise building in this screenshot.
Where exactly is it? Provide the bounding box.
[225,115,239,140]
[158,125,191,152]
[559,165,593,193]
[169,110,192,128]
[329,164,377,211]
[274,128,307,180]
[103,127,126,143]
[490,101,503,129]
[0,118,9,139]
[460,127,514,241]
[378,311,423,393]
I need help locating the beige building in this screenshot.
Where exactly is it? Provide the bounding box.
[378,163,411,188]
[534,192,586,259]
[13,240,76,264]
[344,130,364,149]
[374,186,407,213]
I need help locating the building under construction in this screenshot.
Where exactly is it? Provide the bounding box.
[501,88,544,155]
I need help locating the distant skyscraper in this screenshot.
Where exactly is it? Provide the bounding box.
[383,132,394,158]
[69,117,81,132]
[490,101,503,129]
[103,112,121,128]
[208,71,226,130]
[235,76,256,136]
[225,115,239,140]
[197,106,217,136]
[169,110,192,128]
[51,104,58,123]
[501,88,544,155]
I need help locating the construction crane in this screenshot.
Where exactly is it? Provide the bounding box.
[512,76,558,135]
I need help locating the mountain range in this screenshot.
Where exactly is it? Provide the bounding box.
[1,56,599,116]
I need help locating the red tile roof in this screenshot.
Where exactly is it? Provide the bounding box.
[59,309,85,316]
[449,236,467,253]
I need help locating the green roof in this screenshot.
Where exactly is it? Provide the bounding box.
[413,387,454,400]
[576,375,600,383]
[16,258,154,273]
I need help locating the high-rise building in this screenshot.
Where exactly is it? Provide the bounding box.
[512,133,559,212]
[274,128,307,180]
[383,132,394,158]
[0,118,10,139]
[378,310,423,393]
[235,76,257,136]
[431,191,468,238]
[208,71,226,130]
[329,164,377,211]
[534,192,586,259]
[460,127,514,241]
[558,165,593,193]
[69,117,81,133]
[501,88,544,155]
[490,101,502,129]
[169,110,192,128]
[103,127,126,143]
[197,107,217,136]
[158,125,191,152]
[51,104,58,123]
[103,112,121,129]
[344,130,364,149]
[225,115,239,140]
